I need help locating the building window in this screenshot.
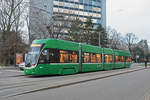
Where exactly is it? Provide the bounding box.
[59,2,64,6]
[79,11,83,16]
[64,9,68,13]
[53,7,59,12]
[96,14,101,18]
[83,12,88,16]
[67,0,74,2]
[75,10,79,15]
[93,7,101,12]
[89,12,93,16]
[79,5,84,9]
[92,1,97,6]
[54,1,59,5]
[84,5,91,11]
[59,9,64,13]
[93,13,96,17]
[53,7,101,19]
[69,3,74,8]
[92,1,101,7]
[92,19,97,23]
[97,8,101,12]
[74,4,79,8]
[74,0,79,2]
[79,17,85,21]
[93,7,97,11]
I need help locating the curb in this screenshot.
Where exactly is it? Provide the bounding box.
[2,66,147,99]
[0,66,18,70]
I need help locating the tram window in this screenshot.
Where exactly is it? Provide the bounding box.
[83,53,90,63]
[39,50,49,64]
[39,49,59,64]
[119,56,124,62]
[60,50,69,63]
[129,57,131,62]
[59,50,78,63]
[96,54,102,63]
[91,53,97,63]
[126,57,129,62]
[121,56,124,62]
[105,55,113,63]
[115,56,119,62]
[109,55,113,63]
[70,51,78,63]
[126,57,131,62]
[49,49,59,63]
[119,56,122,62]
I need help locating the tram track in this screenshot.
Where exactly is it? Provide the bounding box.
[0,66,142,90]
[0,66,146,99]
[0,70,107,88]
[0,69,118,89]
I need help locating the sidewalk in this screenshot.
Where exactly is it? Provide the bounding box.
[0,66,19,70]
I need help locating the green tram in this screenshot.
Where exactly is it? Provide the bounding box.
[24,39,132,75]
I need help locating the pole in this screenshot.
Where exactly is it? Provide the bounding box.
[99,32,101,47]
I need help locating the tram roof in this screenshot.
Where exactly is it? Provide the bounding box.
[81,44,102,53]
[113,50,131,56]
[32,39,79,51]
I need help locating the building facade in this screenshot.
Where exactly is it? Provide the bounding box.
[29,0,106,38]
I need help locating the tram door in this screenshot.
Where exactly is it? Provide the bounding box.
[78,43,82,72]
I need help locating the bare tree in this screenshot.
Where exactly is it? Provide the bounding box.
[67,17,84,42]
[0,0,27,65]
[107,27,122,49]
[124,33,138,55]
[31,10,50,39]
[28,8,69,40]
[46,15,69,39]
[0,0,25,34]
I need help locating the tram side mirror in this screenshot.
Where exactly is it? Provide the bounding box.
[42,50,48,55]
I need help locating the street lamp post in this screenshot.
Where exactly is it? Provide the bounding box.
[99,31,101,47]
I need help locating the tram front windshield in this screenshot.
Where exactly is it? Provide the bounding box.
[25,44,42,67]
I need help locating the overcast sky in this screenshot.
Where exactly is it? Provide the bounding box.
[107,0,150,43]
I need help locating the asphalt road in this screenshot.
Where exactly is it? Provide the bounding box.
[1,66,150,100]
